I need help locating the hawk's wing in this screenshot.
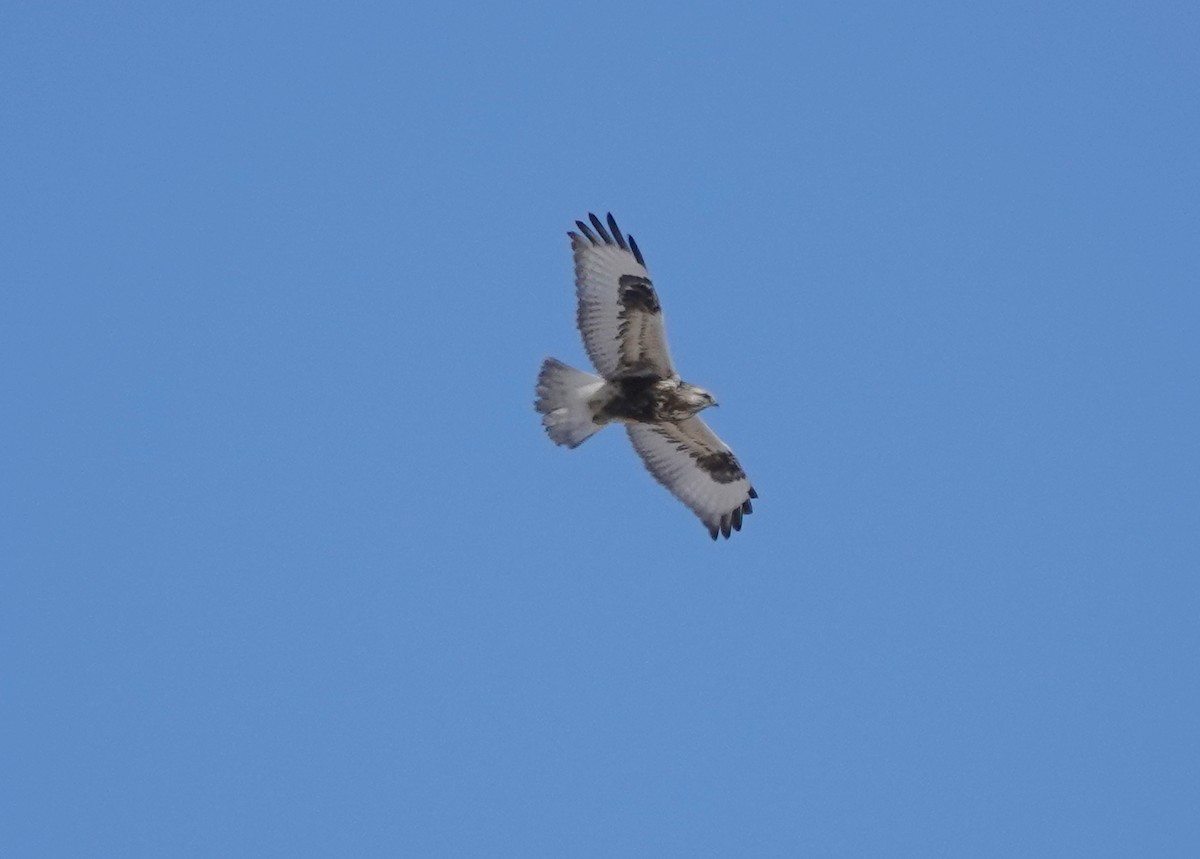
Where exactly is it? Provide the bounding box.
[626,418,757,540]
[569,212,675,381]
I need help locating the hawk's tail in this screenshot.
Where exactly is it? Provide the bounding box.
[535,358,606,448]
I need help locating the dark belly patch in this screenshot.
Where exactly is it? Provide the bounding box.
[597,376,662,423]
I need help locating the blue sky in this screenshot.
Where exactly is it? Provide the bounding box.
[2,1,1197,855]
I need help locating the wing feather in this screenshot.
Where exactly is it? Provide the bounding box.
[606,212,629,251]
[571,212,674,380]
[589,211,614,244]
[574,219,599,244]
[626,418,757,540]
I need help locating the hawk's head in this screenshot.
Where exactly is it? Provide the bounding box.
[678,384,719,414]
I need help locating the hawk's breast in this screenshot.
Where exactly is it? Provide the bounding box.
[597,377,675,424]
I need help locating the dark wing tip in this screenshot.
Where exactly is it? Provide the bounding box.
[748,487,759,499]
[720,516,732,539]
[606,213,629,251]
[628,234,645,267]
[708,524,719,540]
[575,220,599,244]
[741,498,753,514]
[575,213,645,265]
[588,212,614,244]
[732,506,744,531]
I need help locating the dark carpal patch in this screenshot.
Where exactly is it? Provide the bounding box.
[618,275,660,314]
[695,450,745,484]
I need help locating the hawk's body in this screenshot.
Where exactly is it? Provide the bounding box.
[535,213,757,540]
[596,375,713,425]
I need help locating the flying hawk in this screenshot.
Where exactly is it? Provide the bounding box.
[535,212,757,540]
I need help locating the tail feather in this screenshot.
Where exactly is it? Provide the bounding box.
[535,358,606,448]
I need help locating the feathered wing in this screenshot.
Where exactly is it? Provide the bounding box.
[626,418,757,540]
[569,212,675,381]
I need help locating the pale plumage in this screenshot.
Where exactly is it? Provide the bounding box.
[625,419,757,540]
[571,219,673,380]
[535,213,757,540]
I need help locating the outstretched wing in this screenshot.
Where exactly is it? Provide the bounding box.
[626,418,757,540]
[569,212,675,381]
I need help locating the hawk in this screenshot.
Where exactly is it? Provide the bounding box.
[535,212,757,540]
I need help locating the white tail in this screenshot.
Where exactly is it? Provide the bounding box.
[535,358,607,448]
